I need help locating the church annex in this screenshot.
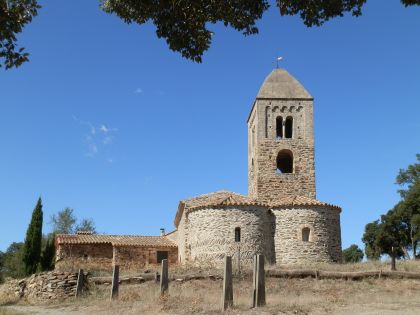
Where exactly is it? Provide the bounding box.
[55,69,342,271]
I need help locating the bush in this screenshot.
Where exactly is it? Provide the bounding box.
[342,244,364,263]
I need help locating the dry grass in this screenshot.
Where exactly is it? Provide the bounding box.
[18,276,418,315]
[2,261,420,314]
[0,308,25,315]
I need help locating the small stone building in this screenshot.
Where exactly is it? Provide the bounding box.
[55,68,342,270]
[55,232,177,271]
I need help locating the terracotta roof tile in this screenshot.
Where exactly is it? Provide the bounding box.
[174,191,341,226]
[174,191,268,227]
[56,234,177,248]
[271,195,341,211]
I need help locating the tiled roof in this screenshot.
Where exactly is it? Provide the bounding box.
[56,234,177,248]
[183,191,263,209]
[174,191,341,226]
[271,195,341,211]
[174,191,268,227]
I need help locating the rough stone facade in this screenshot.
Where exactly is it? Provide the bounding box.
[186,206,275,265]
[248,74,316,202]
[272,206,342,264]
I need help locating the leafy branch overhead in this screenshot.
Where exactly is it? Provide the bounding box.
[0,0,40,69]
[1,0,420,68]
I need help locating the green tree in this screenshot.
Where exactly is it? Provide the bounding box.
[342,244,364,263]
[375,208,407,270]
[362,220,381,260]
[2,242,25,278]
[22,198,43,275]
[2,1,420,68]
[50,208,77,234]
[40,234,55,271]
[0,250,4,283]
[75,218,96,234]
[398,181,420,258]
[396,154,420,197]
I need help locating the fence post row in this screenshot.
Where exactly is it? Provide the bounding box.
[110,265,119,300]
[222,255,233,311]
[160,259,169,296]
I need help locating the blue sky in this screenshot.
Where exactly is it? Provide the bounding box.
[0,0,419,252]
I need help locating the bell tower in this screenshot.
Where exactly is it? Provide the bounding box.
[248,69,316,203]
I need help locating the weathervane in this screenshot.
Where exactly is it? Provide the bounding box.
[276,56,283,68]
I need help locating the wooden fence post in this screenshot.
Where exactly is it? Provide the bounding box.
[222,256,233,311]
[75,269,84,298]
[252,255,257,307]
[110,265,119,300]
[160,259,169,296]
[391,247,397,271]
[254,254,266,307]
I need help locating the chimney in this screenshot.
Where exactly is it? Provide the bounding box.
[160,228,165,236]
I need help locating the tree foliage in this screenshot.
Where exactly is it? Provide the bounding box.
[0,250,4,283]
[362,154,420,264]
[0,0,40,69]
[342,244,364,263]
[50,208,96,234]
[22,197,43,275]
[75,218,96,234]
[2,242,25,278]
[2,0,420,68]
[40,234,55,271]
[396,154,420,197]
[50,208,77,234]
[362,220,381,260]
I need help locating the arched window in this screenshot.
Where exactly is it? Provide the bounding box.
[285,116,293,138]
[302,227,310,242]
[276,116,283,139]
[234,227,241,242]
[276,150,293,173]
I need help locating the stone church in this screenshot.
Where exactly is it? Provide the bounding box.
[55,69,342,271]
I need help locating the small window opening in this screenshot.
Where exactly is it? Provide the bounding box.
[276,150,293,173]
[83,254,88,260]
[276,116,283,139]
[157,251,169,263]
[285,117,293,138]
[234,227,241,242]
[302,228,310,242]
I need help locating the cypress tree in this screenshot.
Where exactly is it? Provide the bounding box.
[40,234,55,271]
[22,198,43,275]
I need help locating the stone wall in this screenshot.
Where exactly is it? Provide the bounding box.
[248,99,316,202]
[113,246,178,271]
[182,206,275,266]
[177,213,189,264]
[55,243,113,272]
[56,243,178,273]
[272,206,342,265]
[1,271,85,302]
